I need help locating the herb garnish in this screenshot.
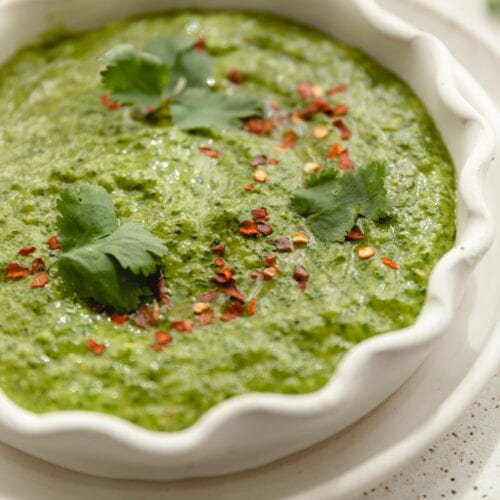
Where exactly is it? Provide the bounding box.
[291,162,392,242]
[100,33,259,130]
[57,184,167,311]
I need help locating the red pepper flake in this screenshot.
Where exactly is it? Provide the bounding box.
[47,235,61,250]
[333,119,352,140]
[263,265,280,280]
[268,158,279,165]
[333,103,349,116]
[18,245,36,256]
[251,207,269,222]
[250,154,269,167]
[220,301,244,322]
[264,253,276,266]
[155,330,173,345]
[156,272,172,310]
[212,267,234,285]
[228,68,244,84]
[214,256,225,268]
[199,146,220,159]
[326,83,348,95]
[5,262,29,279]
[87,339,106,355]
[194,34,206,51]
[131,303,159,329]
[381,256,399,269]
[224,282,246,302]
[326,143,348,159]
[276,130,298,151]
[210,243,225,256]
[297,81,314,99]
[111,311,128,325]
[257,223,273,236]
[239,219,260,237]
[245,117,275,135]
[247,297,257,315]
[292,265,309,283]
[199,309,215,326]
[346,226,365,241]
[199,289,222,302]
[339,152,355,171]
[250,269,265,280]
[30,272,49,288]
[274,237,293,253]
[296,99,336,121]
[100,93,121,111]
[171,319,195,332]
[31,257,46,274]
[244,183,255,191]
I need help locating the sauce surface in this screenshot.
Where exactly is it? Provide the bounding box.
[0,12,455,431]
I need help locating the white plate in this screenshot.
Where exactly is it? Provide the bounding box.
[0,1,498,497]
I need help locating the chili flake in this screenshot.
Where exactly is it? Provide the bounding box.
[339,152,355,171]
[100,93,121,111]
[247,297,257,315]
[326,143,347,159]
[30,272,49,288]
[210,243,225,256]
[263,265,280,280]
[333,104,349,116]
[227,68,244,84]
[274,237,293,253]
[264,253,276,266]
[131,303,159,328]
[5,262,29,279]
[257,223,273,236]
[194,34,206,51]
[245,117,275,135]
[212,267,234,285]
[292,265,309,283]
[326,83,347,95]
[251,154,269,167]
[333,119,352,140]
[253,169,269,183]
[251,207,269,222]
[292,232,309,245]
[346,226,365,241]
[47,235,61,250]
[298,81,314,99]
[221,301,244,322]
[313,124,329,140]
[111,311,128,325]
[199,289,221,302]
[224,282,246,302]
[276,130,298,151]
[193,302,210,314]
[199,146,220,159]
[199,309,215,326]
[171,320,195,333]
[357,246,375,260]
[250,269,265,280]
[87,339,106,355]
[18,245,36,256]
[381,256,399,269]
[31,257,45,274]
[214,257,225,268]
[244,183,255,191]
[239,219,260,237]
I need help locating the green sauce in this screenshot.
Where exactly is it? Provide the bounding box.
[0,12,456,431]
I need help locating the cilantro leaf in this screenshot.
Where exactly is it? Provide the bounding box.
[171,88,260,130]
[147,33,212,88]
[100,44,169,107]
[57,184,167,311]
[291,162,392,242]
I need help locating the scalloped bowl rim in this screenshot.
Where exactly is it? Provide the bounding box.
[0,0,495,456]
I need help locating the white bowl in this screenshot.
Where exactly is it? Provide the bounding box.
[0,0,495,480]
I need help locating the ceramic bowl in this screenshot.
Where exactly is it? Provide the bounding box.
[0,0,494,480]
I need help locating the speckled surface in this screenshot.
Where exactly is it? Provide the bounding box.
[357,372,500,499]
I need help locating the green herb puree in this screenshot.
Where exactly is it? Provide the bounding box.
[0,12,456,431]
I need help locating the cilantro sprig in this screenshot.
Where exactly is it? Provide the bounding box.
[57,184,167,311]
[100,32,259,130]
[291,162,392,242]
